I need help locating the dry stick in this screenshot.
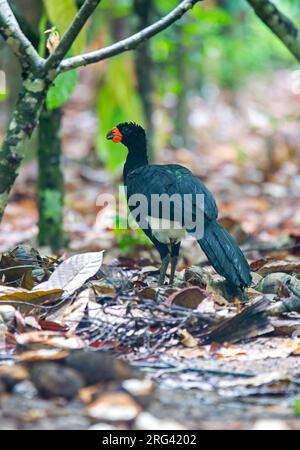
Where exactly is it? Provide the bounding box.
[246,0,300,62]
[59,0,203,73]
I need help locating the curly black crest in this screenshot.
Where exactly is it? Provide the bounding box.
[116,122,146,146]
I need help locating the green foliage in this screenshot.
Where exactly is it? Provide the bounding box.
[43,0,86,55]
[0,89,7,103]
[96,54,145,173]
[40,189,63,223]
[46,63,79,109]
[38,14,48,58]
[38,6,79,110]
[152,1,297,93]
[113,227,152,255]
[294,396,300,416]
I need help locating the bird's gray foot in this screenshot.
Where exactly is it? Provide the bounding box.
[158,255,170,286]
[169,256,178,285]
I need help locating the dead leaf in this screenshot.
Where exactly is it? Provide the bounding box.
[46,288,91,332]
[179,329,198,348]
[0,364,29,382]
[167,286,207,309]
[34,251,104,297]
[0,287,63,311]
[45,28,60,53]
[20,270,34,290]
[137,287,157,300]
[219,371,290,388]
[256,260,300,276]
[16,331,84,349]
[39,320,69,332]
[19,348,68,362]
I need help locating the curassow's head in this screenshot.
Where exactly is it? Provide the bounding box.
[106,122,146,148]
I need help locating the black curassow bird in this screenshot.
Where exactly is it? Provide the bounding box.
[107,122,252,288]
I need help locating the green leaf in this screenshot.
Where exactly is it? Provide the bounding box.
[0,91,7,103]
[38,14,48,57]
[40,190,63,222]
[43,0,86,55]
[46,66,78,109]
[295,397,300,416]
[0,70,7,102]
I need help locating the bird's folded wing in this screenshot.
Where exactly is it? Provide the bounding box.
[126,164,218,224]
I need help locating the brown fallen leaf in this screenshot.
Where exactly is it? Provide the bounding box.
[179,329,198,348]
[166,286,207,309]
[19,348,68,362]
[20,269,34,290]
[256,259,300,276]
[0,364,29,383]
[0,287,63,312]
[137,287,157,300]
[16,330,84,349]
[79,384,102,404]
[213,345,247,359]
[39,320,69,332]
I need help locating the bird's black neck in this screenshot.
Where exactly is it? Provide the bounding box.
[123,141,148,182]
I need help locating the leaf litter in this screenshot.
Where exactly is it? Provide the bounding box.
[0,244,300,429]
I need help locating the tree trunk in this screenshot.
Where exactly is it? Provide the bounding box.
[0,75,47,221]
[37,106,65,251]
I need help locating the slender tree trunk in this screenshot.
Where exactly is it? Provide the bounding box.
[133,0,155,161]
[37,106,65,251]
[174,24,189,148]
[0,75,47,220]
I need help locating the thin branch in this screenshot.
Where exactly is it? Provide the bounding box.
[0,0,43,72]
[247,0,300,62]
[58,0,202,73]
[45,0,102,71]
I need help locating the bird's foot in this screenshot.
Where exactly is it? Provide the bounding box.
[169,256,178,285]
[158,255,170,286]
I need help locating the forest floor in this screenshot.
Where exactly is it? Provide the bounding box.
[0,69,300,430]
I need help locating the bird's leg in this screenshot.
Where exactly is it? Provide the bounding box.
[169,256,178,285]
[158,255,170,286]
[169,240,180,285]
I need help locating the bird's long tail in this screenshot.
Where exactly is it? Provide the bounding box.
[198,221,252,289]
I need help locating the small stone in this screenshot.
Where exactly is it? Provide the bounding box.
[13,380,38,399]
[65,351,135,385]
[31,362,84,399]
